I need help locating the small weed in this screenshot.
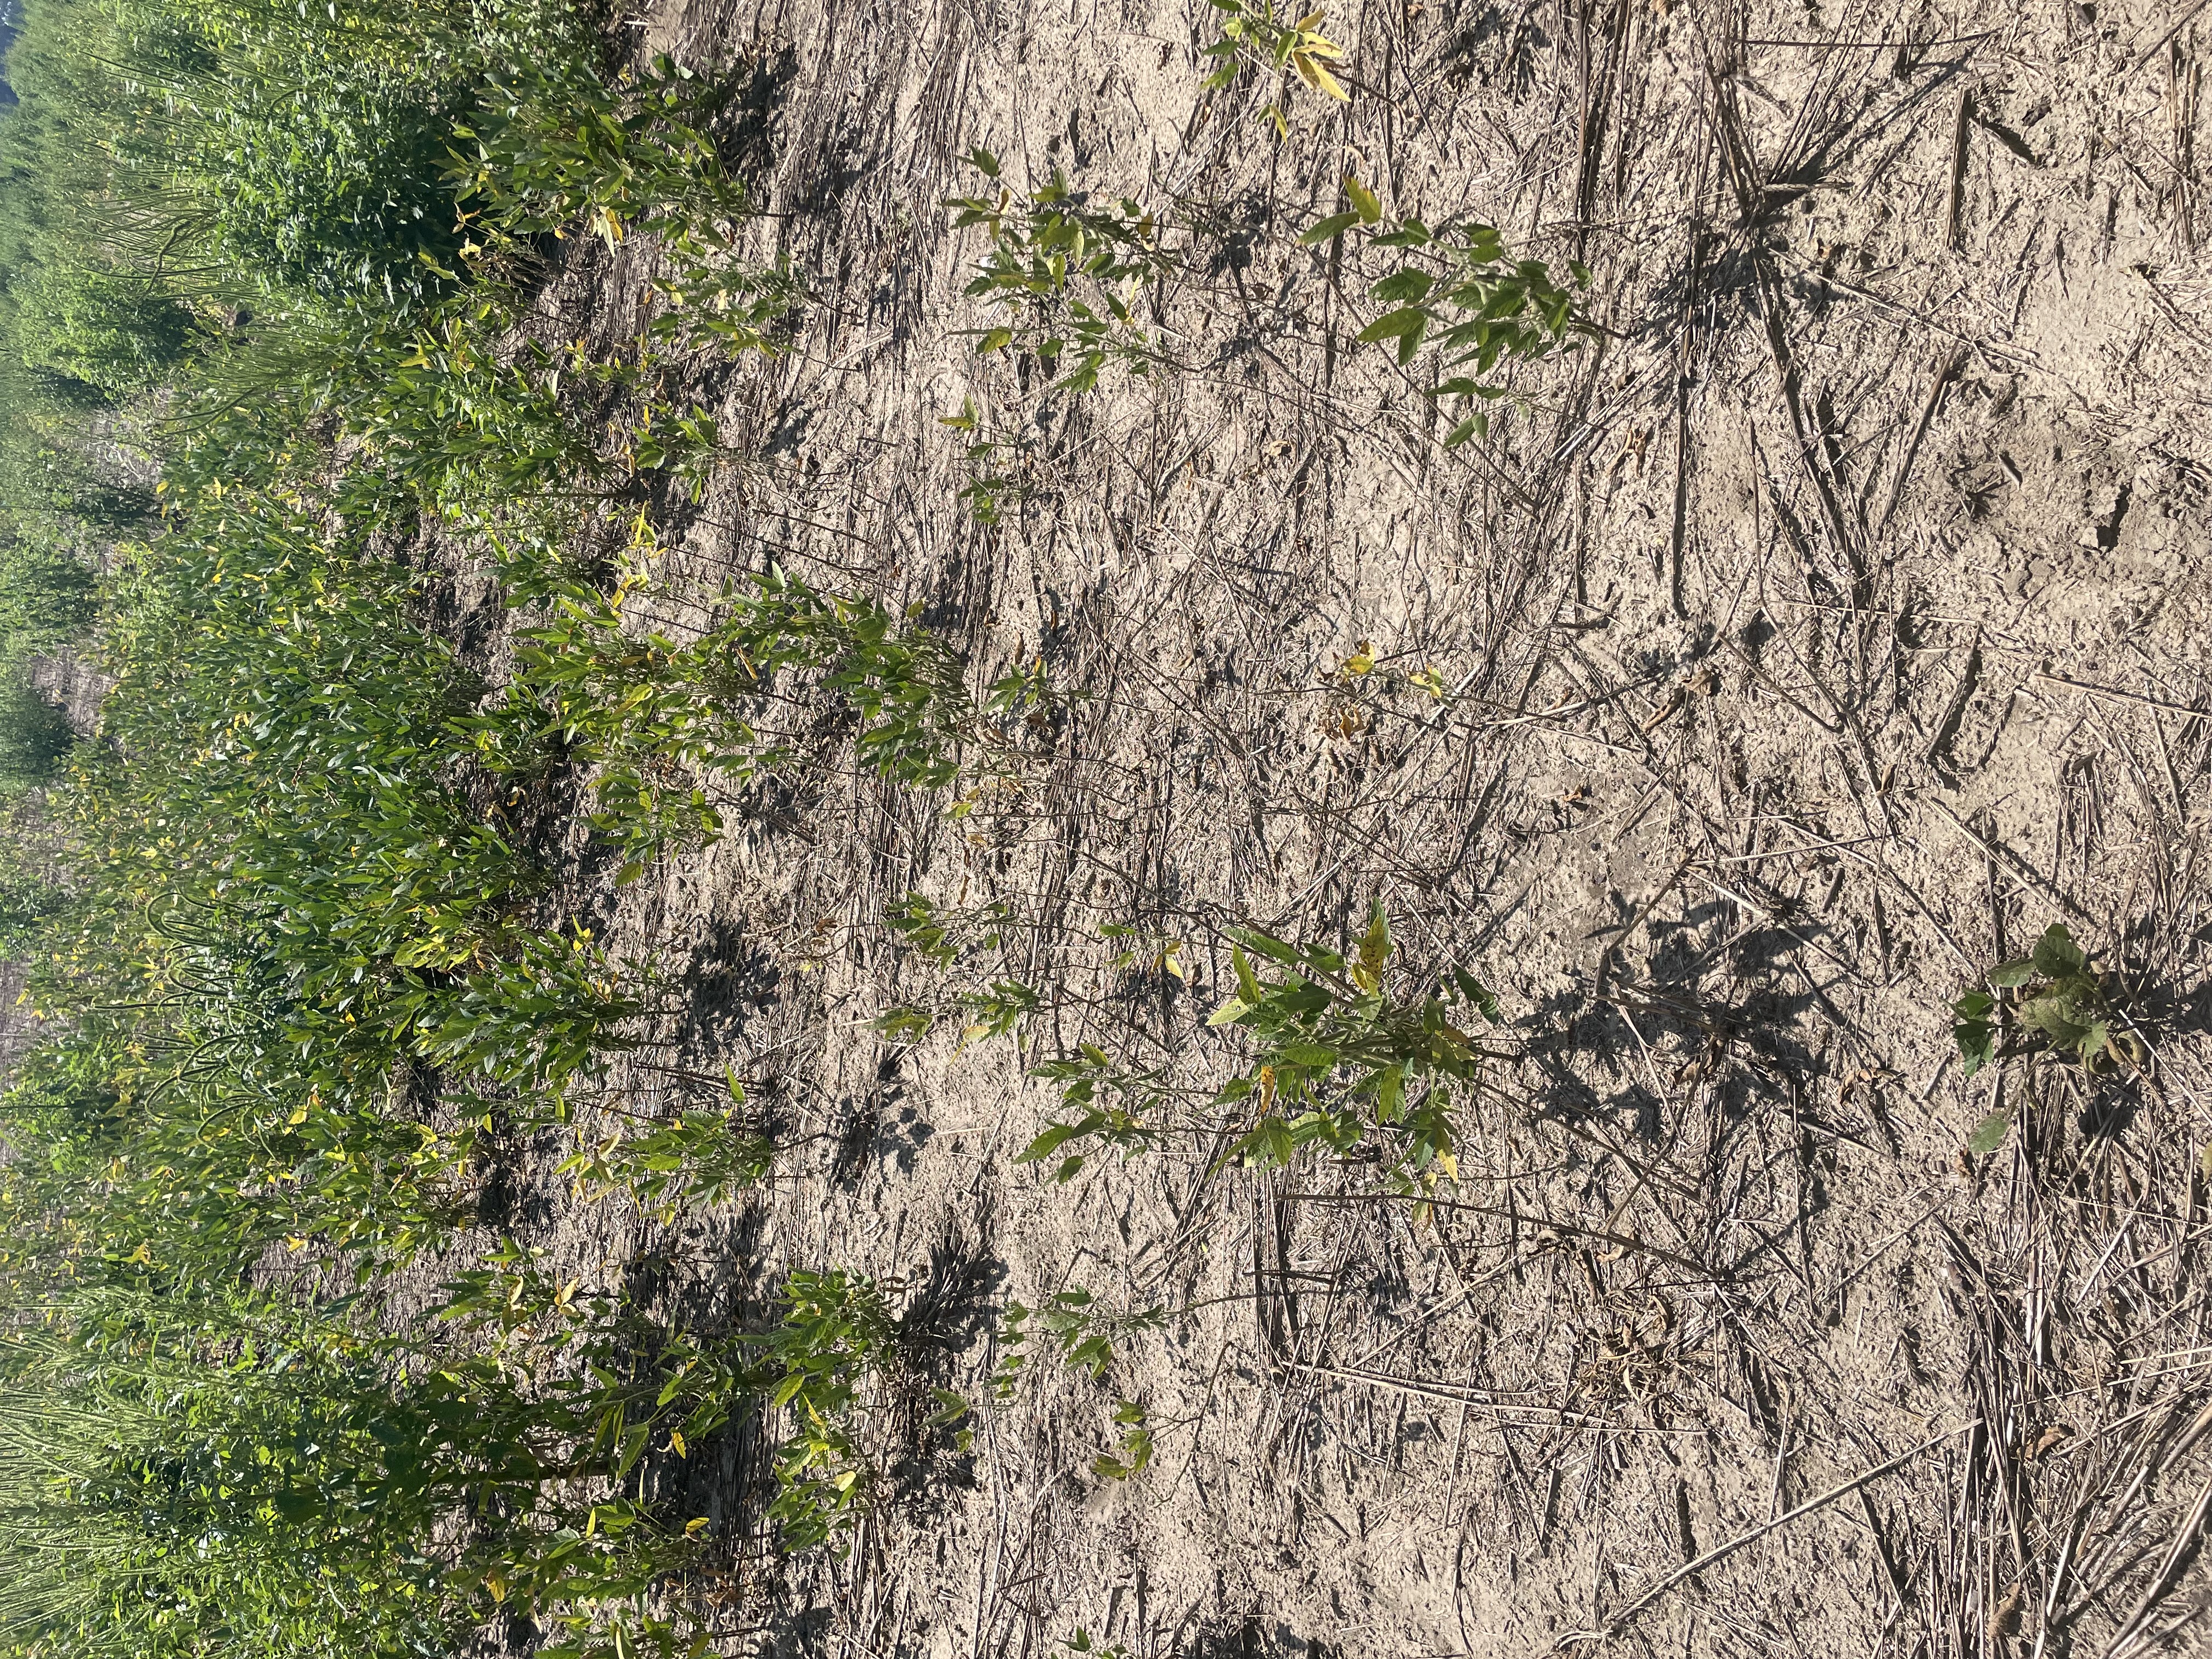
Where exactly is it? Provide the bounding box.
[987,1291,1162,1484]
[1092,1400,1153,1479]
[870,978,1042,1049]
[947,153,1178,393]
[4,1280,751,1659]
[556,1074,774,1220]
[1101,921,1190,984]
[449,57,748,251]
[1953,922,2141,1078]
[746,1271,900,1550]
[1302,171,1590,442]
[940,397,1045,523]
[1954,923,2143,1151]
[988,1288,1165,1397]
[487,562,1065,876]
[885,889,1014,969]
[1023,905,1501,1183]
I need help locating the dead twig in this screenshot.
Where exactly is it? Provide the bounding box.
[2035,669,2212,723]
[1877,347,1968,534]
[1552,1421,1979,1650]
[2104,1470,2212,1658]
[1925,797,2096,926]
[1945,87,1975,249]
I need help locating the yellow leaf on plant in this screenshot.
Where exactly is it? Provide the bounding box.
[1294,52,1350,98]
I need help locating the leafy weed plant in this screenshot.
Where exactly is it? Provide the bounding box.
[1953,923,2144,1155]
[1302,172,1590,443]
[493,562,1062,877]
[1200,0,1350,136]
[1952,922,2141,1079]
[746,1271,902,1550]
[1023,905,1501,1183]
[947,153,1178,393]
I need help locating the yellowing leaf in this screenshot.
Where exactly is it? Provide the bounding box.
[1344,171,1381,224]
[1292,52,1350,99]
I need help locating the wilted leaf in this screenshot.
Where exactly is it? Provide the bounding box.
[1352,903,1390,991]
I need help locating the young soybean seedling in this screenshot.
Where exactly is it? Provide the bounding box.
[1300,170,1591,444]
[1953,922,2145,1153]
[945,151,1178,393]
[1020,904,1503,1185]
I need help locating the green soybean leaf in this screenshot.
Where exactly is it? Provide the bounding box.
[1954,1020,1995,1077]
[2032,924,2086,976]
[1300,211,1362,245]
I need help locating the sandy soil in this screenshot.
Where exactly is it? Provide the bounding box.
[465,0,2212,1652]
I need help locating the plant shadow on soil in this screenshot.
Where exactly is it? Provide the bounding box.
[1522,905,1827,1141]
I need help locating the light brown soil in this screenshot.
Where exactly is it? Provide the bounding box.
[501,0,2212,1652]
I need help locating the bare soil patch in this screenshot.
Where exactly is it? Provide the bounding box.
[482,1,2212,1652]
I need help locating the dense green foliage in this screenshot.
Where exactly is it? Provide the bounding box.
[0,0,891,1650]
